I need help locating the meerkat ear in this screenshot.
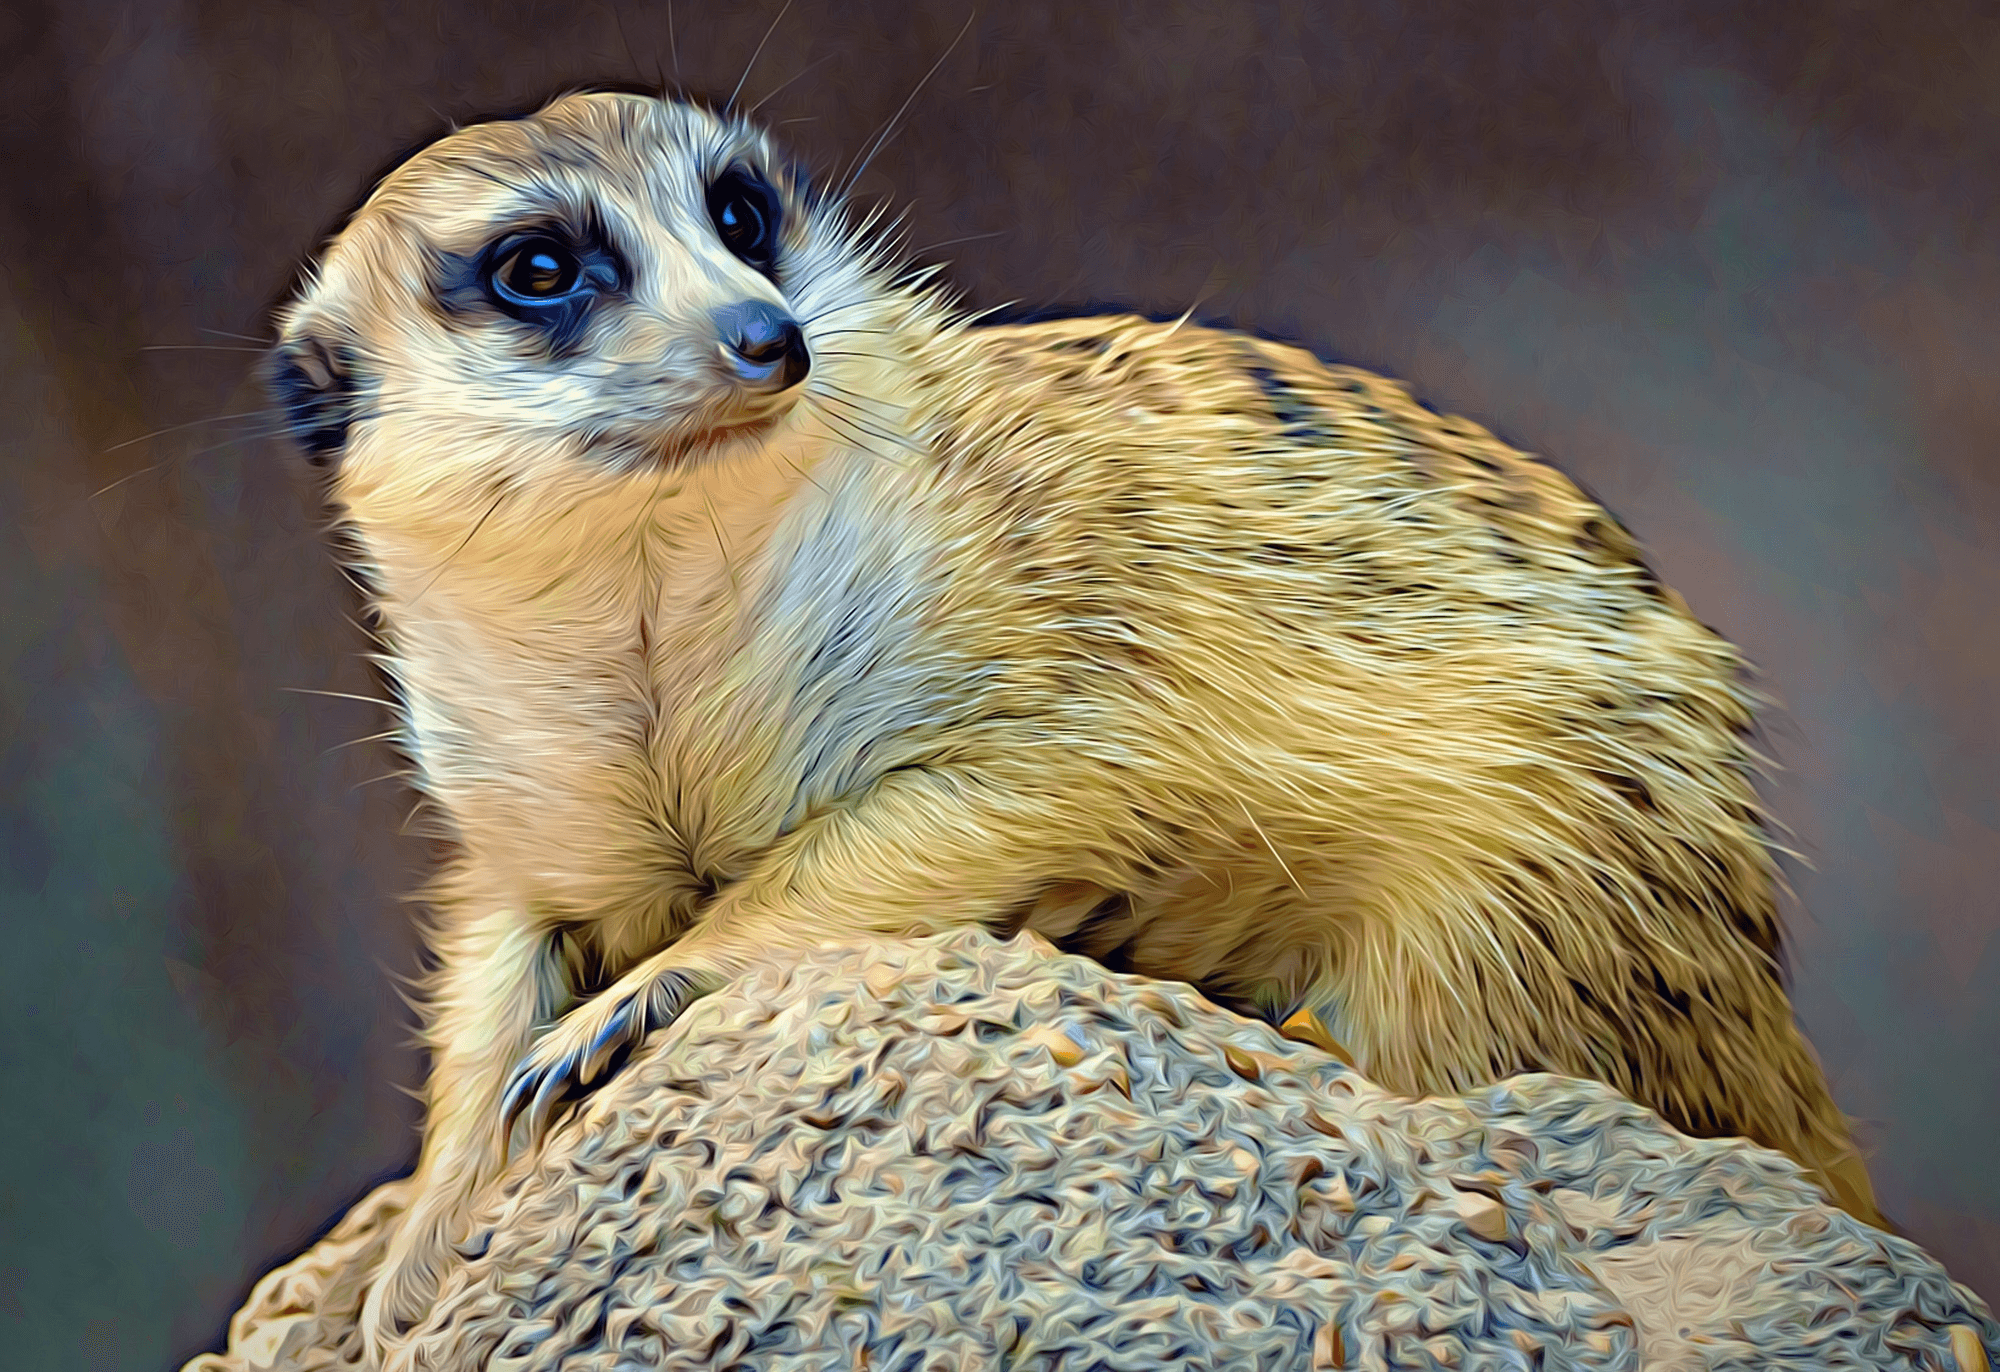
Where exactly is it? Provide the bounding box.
[269,322,361,465]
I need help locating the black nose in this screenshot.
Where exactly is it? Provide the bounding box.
[715,300,810,391]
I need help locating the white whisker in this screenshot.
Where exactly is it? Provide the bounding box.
[103,409,275,455]
[747,53,833,117]
[838,10,976,200]
[728,0,794,115]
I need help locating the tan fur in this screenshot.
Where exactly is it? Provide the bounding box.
[275,91,1881,1349]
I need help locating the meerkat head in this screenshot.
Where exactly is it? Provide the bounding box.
[271,91,923,508]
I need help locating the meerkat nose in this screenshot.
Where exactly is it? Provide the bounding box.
[715,300,811,392]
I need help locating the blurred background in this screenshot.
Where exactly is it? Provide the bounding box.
[1,1,1994,1365]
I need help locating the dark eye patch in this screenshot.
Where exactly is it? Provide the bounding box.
[706,163,785,278]
[432,210,627,356]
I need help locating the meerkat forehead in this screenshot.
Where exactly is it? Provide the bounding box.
[358,94,796,270]
[271,91,906,493]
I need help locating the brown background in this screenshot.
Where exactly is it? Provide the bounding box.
[0,1,1995,1366]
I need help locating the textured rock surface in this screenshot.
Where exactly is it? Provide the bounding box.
[186,931,1998,1371]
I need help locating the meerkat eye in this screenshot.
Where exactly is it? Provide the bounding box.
[487,235,586,305]
[706,166,783,273]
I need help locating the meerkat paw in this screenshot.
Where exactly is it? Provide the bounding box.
[500,964,723,1155]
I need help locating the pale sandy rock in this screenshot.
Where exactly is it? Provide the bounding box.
[184,930,1997,1372]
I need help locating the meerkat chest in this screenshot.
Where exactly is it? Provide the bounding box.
[376,463,968,917]
[374,543,773,917]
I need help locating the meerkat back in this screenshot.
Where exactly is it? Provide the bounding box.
[874,309,1879,1222]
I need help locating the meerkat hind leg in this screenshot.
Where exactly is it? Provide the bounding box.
[1320,896,1887,1228]
[360,908,566,1350]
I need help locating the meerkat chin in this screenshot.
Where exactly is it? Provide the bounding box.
[270,88,1884,1347]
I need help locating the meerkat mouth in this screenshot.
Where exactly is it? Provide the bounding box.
[609,406,794,473]
[615,313,812,468]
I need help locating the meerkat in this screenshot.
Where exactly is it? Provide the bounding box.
[271,90,1883,1344]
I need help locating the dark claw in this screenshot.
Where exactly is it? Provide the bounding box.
[524,1052,573,1143]
[582,996,641,1083]
[498,1064,558,1162]
[499,992,652,1161]
[498,972,712,1161]
[498,1062,539,1146]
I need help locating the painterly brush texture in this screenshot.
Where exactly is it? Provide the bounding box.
[184,931,1996,1372]
[276,91,1886,1351]
[7,8,1997,1367]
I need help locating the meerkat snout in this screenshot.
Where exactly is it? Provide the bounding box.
[269,332,361,464]
[715,299,810,391]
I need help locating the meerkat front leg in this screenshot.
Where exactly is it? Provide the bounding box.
[500,768,1070,1150]
[360,903,566,1351]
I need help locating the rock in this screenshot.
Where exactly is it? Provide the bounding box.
[183,930,1998,1372]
